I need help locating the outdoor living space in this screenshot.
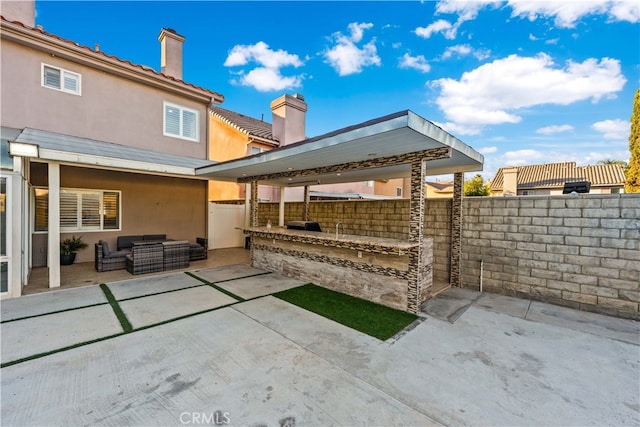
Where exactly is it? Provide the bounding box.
[24,247,250,295]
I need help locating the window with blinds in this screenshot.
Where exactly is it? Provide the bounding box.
[164,102,198,141]
[42,64,81,95]
[34,188,120,232]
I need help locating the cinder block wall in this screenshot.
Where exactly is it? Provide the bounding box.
[259,199,453,284]
[461,195,640,320]
[258,194,639,320]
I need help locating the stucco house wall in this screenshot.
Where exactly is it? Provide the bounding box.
[29,163,207,264]
[0,41,208,159]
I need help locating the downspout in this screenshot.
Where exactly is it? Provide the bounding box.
[479,259,483,293]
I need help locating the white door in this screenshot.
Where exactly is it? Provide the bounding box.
[208,203,245,249]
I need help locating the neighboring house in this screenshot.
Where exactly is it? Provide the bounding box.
[209,106,279,202]
[490,162,626,196]
[209,95,409,202]
[0,1,224,296]
[425,180,454,198]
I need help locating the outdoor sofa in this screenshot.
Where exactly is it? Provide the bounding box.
[95,234,208,273]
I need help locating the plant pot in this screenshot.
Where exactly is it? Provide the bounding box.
[60,253,77,265]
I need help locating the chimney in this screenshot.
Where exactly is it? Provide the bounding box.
[270,93,307,146]
[2,0,35,27]
[502,167,518,196]
[158,28,184,80]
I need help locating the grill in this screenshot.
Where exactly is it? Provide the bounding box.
[286,221,322,232]
[563,181,590,194]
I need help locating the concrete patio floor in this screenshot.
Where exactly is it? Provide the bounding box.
[1,264,639,426]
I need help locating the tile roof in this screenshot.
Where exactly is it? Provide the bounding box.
[490,161,626,190]
[0,16,224,102]
[426,181,454,192]
[211,106,278,144]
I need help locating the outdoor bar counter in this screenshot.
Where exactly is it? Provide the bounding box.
[243,226,433,312]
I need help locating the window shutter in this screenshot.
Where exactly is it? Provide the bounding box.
[102,191,120,230]
[165,105,180,136]
[60,191,78,229]
[34,189,49,232]
[63,71,78,93]
[81,192,101,229]
[43,66,61,89]
[182,109,197,139]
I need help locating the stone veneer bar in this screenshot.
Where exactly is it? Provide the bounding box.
[244,226,433,313]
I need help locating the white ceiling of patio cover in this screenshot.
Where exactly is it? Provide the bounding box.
[196,110,484,186]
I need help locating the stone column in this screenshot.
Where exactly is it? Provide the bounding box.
[450,172,463,287]
[303,185,310,221]
[250,181,259,227]
[407,159,427,314]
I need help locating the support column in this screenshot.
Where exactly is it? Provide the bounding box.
[279,186,286,227]
[48,161,61,288]
[406,159,429,314]
[303,185,310,221]
[450,172,464,287]
[250,181,259,227]
[244,183,251,228]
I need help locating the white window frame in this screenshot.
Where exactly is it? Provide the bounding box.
[163,102,199,142]
[33,187,121,233]
[41,63,81,95]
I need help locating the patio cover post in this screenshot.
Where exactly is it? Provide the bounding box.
[47,161,61,288]
[450,172,464,287]
[250,181,259,227]
[406,158,427,314]
[303,185,310,221]
[279,186,285,227]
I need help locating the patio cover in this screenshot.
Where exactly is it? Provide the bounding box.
[12,128,213,177]
[195,110,484,185]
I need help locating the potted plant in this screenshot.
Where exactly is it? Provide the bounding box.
[60,235,88,265]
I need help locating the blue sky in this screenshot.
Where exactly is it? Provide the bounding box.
[34,1,639,180]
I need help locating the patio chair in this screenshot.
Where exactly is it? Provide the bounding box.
[163,240,190,270]
[125,242,164,275]
[189,237,208,261]
[95,241,128,272]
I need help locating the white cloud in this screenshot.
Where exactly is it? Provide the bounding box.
[440,44,491,60]
[399,53,431,73]
[478,146,498,154]
[592,119,629,139]
[224,41,302,68]
[324,22,381,76]
[508,0,640,28]
[233,68,303,92]
[426,0,638,41]
[224,41,304,92]
[431,53,626,134]
[536,124,574,135]
[347,22,373,43]
[415,19,455,39]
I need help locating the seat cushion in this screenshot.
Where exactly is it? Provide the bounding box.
[105,249,129,259]
[144,234,166,241]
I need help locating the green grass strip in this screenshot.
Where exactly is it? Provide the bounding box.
[100,284,132,333]
[185,272,245,301]
[274,284,418,341]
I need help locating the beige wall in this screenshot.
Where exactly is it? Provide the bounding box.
[0,41,208,158]
[30,163,207,263]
